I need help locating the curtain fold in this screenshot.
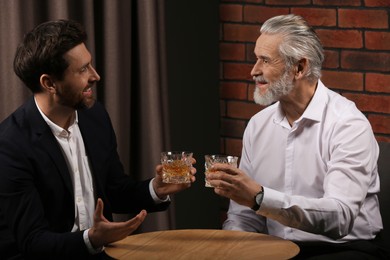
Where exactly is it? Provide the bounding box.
[135,0,174,231]
[0,0,172,231]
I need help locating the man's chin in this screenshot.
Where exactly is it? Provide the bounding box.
[254,89,275,106]
[75,98,95,110]
[254,98,273,106]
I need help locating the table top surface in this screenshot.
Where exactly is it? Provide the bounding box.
[105,229,300,259]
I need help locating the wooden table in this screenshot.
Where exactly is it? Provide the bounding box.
[105,229,300,259]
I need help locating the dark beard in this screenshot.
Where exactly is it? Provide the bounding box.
[75,97,95,110]
[56,88,95,110]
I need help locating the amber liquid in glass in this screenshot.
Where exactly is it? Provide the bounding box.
[162,160,191,184]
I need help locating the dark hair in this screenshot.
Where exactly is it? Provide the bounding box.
[13,20,87,93]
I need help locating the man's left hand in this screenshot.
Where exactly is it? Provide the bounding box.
[152,158,197,199]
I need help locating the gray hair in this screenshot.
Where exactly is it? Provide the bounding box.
[260,14,324,82]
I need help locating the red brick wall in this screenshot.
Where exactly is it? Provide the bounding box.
[219,0,390,158]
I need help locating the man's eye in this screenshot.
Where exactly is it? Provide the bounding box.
[256,57,270,65]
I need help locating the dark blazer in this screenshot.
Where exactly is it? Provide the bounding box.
[0,97,169,259]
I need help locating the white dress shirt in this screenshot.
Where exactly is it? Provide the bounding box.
[223,80,383,243]
[36,102,99,252]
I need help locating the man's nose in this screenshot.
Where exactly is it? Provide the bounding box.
[90,66,101,82]
[250,59,262,77]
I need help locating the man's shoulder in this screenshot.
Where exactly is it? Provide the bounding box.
[0,106,31,155]
[324,88,364,120]
[0,102,28,138]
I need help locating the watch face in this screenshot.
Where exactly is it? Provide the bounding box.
[252,189,264,211]
[255,191,264,205]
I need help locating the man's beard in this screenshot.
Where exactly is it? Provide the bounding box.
[253,69,294,106]
[56,87,95,110]
[74,95,95,110]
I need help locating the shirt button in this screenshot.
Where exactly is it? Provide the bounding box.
[77,197,81,203]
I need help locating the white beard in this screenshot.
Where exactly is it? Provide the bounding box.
[253,70,294,106]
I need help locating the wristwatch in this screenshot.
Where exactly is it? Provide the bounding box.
[251,187,264,211]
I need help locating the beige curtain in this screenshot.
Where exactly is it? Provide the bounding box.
[0,0,173,231]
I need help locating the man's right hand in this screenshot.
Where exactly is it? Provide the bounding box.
[88,198,147,249]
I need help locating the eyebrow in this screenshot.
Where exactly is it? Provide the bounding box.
[256,54,271,61]
[80,61,91,70]
[254,48,270,59]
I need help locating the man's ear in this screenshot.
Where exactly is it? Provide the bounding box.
[295,58,307,79]
[40,74,56,94]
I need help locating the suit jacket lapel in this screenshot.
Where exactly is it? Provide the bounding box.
[24,97,74,196]
[77,109,105,199]
[77,105,112,219]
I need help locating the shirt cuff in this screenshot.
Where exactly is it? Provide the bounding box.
[83,229,104,255]
[257,187,285,217]
[149,178,170,203]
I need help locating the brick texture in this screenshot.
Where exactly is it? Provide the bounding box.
[316,29,362,49]
[321,71,363,91]
[338,9,388,29]
[223,24,260,42]
[341,51,390,72]
[221,118,247,138]
[220,1,390,159]
[223,63,254,80]
[323,50,339,69]
[266,0,310,5]
[365,31,390,50]
[366,73,390,93]
[227,101,263,120]
[291,8,337,26]
[343,93,390,114]
[364,0,390,7]
[220,43,246,61]
[368,114,390,134]
[313,0,361,6]
[244,6,289,23]
[220,82,248,100]
[220,4,243,22]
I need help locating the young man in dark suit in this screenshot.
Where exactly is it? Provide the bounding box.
[0,19,196,259]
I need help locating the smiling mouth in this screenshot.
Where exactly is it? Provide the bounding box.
[253,76,267,85]
[83,87,93,97]
[256,80,268,89]
[254,79,269,96]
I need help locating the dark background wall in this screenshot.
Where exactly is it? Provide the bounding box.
[165,0,221,229]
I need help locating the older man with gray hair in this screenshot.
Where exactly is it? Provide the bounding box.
[207,14,387,259]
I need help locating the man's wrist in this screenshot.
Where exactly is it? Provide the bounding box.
[251,187,264,211]
[84,229,104,254]
[150,178,170,202]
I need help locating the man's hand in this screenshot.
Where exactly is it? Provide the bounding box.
[88,198,147,249]
[207,163,261,208]
[153,158,197,199]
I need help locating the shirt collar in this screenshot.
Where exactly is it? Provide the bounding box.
[34,97,78,137]
[299,80,327,123]
[273,80,328,125]
[273,101,284,124]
